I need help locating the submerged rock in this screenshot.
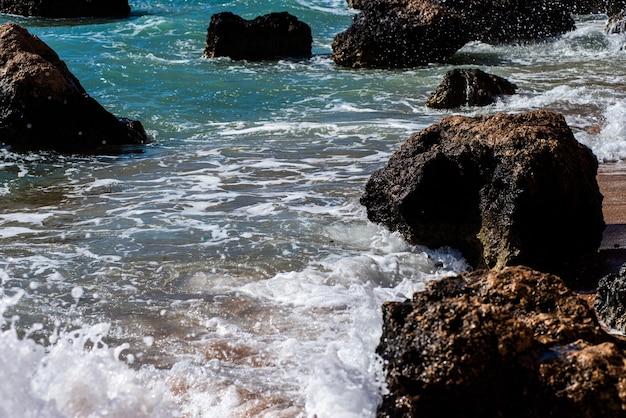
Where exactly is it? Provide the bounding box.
[204,12,312,61]
[426,68,517,109]
[0,0,131,18]
[331,0,469,68]
[0,23,149,154]
[361,110,605,272]
[377,266,626,418]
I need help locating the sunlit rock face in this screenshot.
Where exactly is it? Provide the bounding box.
[0,0,131,18]
[361,110,604,273]
[0,23,149,154]
[377,266,626,418]
[204,12,312,61]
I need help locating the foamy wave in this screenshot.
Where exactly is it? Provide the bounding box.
[578,102,626,162]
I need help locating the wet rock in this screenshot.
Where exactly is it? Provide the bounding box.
[595,263,626,332]
[430,0,575,45]
[204,12,312,61]
[426,68,517,109]
[0,23,149,154]
[331,0,470,68]
[377,266,626,418]
[0,0,131,18]
[360,110,605,273]
[606,10,626,34]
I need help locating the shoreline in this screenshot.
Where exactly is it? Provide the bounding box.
[563,161,626,291]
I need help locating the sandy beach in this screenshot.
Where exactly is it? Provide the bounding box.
[563,162,626,291]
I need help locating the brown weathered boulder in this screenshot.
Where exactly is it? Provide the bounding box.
[377,266,626,418]
[0,0,131,18]
[204,12,312,61]
[426,68,517,109]
[0,23,149,154]
[361,110,605,272]
[331,0,470,68]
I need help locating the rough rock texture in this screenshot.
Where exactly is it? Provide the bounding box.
[331,0,469,68]
[335,0,576,68]
[361,110,605,272]
[426,68,517,109]
[595,263,626,332]
[377,266,626,418]
[204,12,312,61]
[0,23,148,154]
[429,0,575,45]
[0,0,131,18]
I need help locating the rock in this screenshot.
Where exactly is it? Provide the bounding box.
[204,12,312,61]
[0,0,131,18]
[360,110,605,272]
[0,22,149,154]
[430,0,576,45]
[606,11,626,34]
[426,68,517,109]
[331,0,470,68]
[377,266,626,418]
[595,263,626,332]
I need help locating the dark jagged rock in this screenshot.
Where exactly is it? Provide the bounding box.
[377,266,626,418]
[337,0,576,69]
[429,0,576,45]
[331,0,470,68]
[0,22,149,154]
[0,0,131,18]
[426,68,517,109]
[595,263,626,332]
[204,12,312,61]
[361,110,605,273]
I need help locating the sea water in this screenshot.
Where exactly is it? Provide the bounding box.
[0,1,624,416]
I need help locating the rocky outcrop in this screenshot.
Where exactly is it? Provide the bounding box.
[595,263,626,332]
[204,12,312,61]
[0,23,149,154]
[429,0,575,45]
[377,266,626,418]
[334,0,576,68]
[331,0,469,68]
[0,0,131,18]
[360,110,605,272]
[426,68,517,109]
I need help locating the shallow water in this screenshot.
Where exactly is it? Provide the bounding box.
[0,2,625,417]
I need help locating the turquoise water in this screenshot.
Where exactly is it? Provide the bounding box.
[0,2,625,417]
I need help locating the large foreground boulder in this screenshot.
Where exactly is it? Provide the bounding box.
[426,68,517,109]
[0,0,131,18]
[361,110,605,272]
[204,12,312,61]
[377,266,626,418]
[0,23,148,154]
[331,0,469,68]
